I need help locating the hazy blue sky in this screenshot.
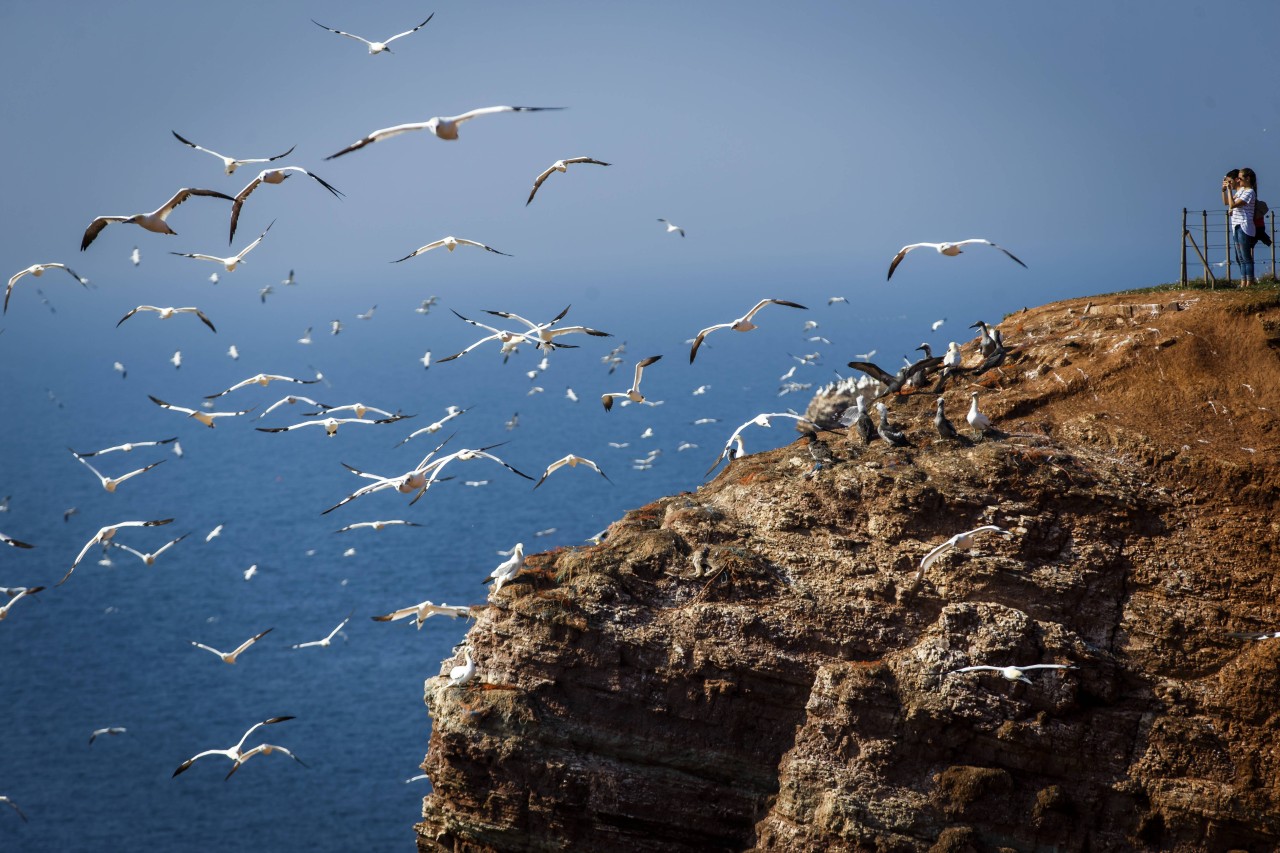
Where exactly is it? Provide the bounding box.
[1,1,1276,365]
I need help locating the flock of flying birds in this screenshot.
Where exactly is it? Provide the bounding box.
[10,12,1261,819]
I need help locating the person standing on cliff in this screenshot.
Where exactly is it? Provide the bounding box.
[1223,167,1258,287]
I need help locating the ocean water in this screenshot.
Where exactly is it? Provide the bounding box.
[0,257,1057,851]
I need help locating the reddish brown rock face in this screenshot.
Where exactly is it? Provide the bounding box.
[416,289,1280,852]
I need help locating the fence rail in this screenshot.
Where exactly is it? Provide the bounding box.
[1181,208,1278,287]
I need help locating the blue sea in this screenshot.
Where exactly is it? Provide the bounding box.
[0,260,1065,851]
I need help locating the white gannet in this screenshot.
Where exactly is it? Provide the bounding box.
[0,586,44,621]
[533,454,611,489]
[311,13,433,54]
[887,239,1027,280]
[227,344,239,360]
[657,218,685,237]
[69,452,166,493]
[117,305,216,333]
[291,613,352,649]
[227,742,306,780]
[525,157,611,205]
[392,235,511,263]
[485,543,525,594]
[229,168,342,242]
[483,305,611,353]
[406,444,534,503]
[966,391,1004,438]
[111,532,189,566]
[171,131,294,175]
[205,524,224,542]
[394,405,471,446]
[61,518,174,585]
[601,355,662,411]
[189,627,273,664]
[356,305,377,321]
[947,663,1075,686]
[81,188,235,251]
[297,327,313,345]
[257,395,331,420]
[0,532,35,549]
[149,395,255,427]
[448,648,476,688]
[306,402,399,420]
[6,263,88,313]
[1227,630,1280,640]
[71,437,178,457]
[256,415,408,438]
[918,525,1012,577]
[172,715,295,778]
[689,298,807,363]
[704,412,813,476]
[334,519,423,533]
[372,600,472,629]
[437,310,532,364]
[170,220,273,272]
[205,372,322,399]
[327,106,564,159]
[89,726,127,745]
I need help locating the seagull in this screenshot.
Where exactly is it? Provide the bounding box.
[256,415,408,438]
[918,525,1012,576]
[149,395,255,427]
[111,532,190,566]
[966,391,1005,438]
[81,188,235,251]
[89,727,127,745]
[874,401,912,447]
[305,402,400,420]
[0,532,33,549]
[205,372,321,399]
[0,586,44,621]
[394,405,471,445]
[448,648,476,688]
[170,220,273,272]
[533,454,611,489]
[172,715,296,779]
[311,13,434,54]
[0,796,27,823]
[705,412,815,476]
[291,613,352,649]
[229,169,342,242]
[601,355,662,411]
[189,628,273,664]
[327,106,565,159]
[657,218,685,237]
[171,131,294,175]
[117,305,216,332]
[335,519,423,533]
[689,298,807,363]
[437,310,533,364]
[6,263,88,313]
[525,157,611,205]
[372,600,471,629]
[484,543,524,594]
[69,452,166,493]
[947,663,1075,686]
[483,305,611,353]
[61,519,174,585]
[392,235,511,262]
[886,239,1027,280]
[71,437,178,457]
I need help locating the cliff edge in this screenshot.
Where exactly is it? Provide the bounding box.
[415,287,1280,852]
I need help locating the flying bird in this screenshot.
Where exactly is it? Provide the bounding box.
[291,613,352,649]
[6,263,88,313]
[601,355,662,411]
[704,412,815,476]
[172,715,295,778]
[310,13,434,54]
[327,105,565,159]
[689,299,807,363]
[918,525,1012,577]
[117,305,216,332]
[69,451,166,493]
[437,310,532,364]
[0,795,27,823]
[0,532,35,549]
[372,600,471,629]
[171,131,294,175]
[71,437,178,457]
[189,628,273,664]
[111,532,190,566]
[205,372,321,399]
[392,235,511,262]
[483,305,611,353]
[61,519,174,585]
[228,168,342,242]
[657,218,685,237]
[334,520,423,533]
[533,454,611,489]
[170,220,273,272]
[257,415,408,438]
[886,239,1027,280]
[525,157,610,205]
[394,405,470,445]
[0,586,44,621]
[89,727,127,745]
[947,663,1075,686]
[81,188,235,251]
[149,395,255,427]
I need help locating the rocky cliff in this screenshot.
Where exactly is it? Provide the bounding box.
[414,287,1280,853]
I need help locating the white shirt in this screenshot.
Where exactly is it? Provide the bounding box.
[1232,187,1256,237]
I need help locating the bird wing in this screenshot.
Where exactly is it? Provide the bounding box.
[150,395,194,414]
[190,641,225,657]
[526,166,557,205]
[633,354,661,390]
[483,309,540,331]
[229,627,273,657]
[310,19,375,46]
[1019,664,1072,671]
[300,168,344,198]
[233,716,295,752]
[886,243,934,280]
[326,122,433,159]
[918,540,954,574]
[372,604,421,622]
[191,309,217,332]
[383,13,434,44]
[228,175,265,243]
[234,220,274,260]
[845,360,898,386]
[949,665,1000,674]
[170,131,226,161]
[153,533,190,557]
[171,252,223,263]
[455,239,511,255]
[157,187,235,217]
[173,748,228,777]
[392,238,447,262]
[452,105,565,123]
[745,298,807,321]
[689,324,727,363]
[80,216,128,251]
[114,459,166,485]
